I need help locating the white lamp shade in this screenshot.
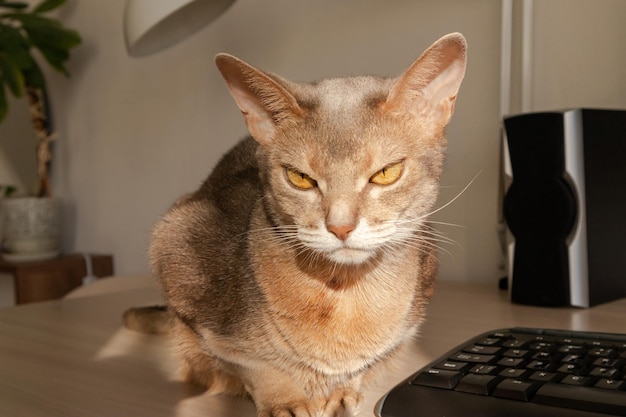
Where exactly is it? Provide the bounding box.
[124,0,235,57]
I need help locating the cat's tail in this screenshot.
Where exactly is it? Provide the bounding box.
[122,305,172,334]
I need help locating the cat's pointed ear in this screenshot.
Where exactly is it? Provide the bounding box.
[215,54,303,144]
[383,33,467,125]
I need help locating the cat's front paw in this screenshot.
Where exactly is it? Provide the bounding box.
[257,399,320,417]
[256,389,362,417]
[321,388,363,417]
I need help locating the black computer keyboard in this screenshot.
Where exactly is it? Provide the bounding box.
[376,328,626,417]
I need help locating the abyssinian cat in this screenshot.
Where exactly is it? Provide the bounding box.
[128,32,467,417]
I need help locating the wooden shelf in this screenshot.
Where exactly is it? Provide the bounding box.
[0,253,114,304]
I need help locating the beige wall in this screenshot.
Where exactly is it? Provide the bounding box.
[505,0,626,115]
[530,0,626,112]
[1,0,623,283]
[0,96,34,194]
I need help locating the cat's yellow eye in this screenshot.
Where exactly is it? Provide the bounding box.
[370,161,403,185]
[285,167,317,190]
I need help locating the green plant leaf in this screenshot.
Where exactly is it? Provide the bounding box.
[13,14,82,49]
[6,13,81,76]
[0,52,26,95]
[31,41,70,75]
[21,58,46,90]
[0,184,17,197]
[26,24,81,51]
[32,0,66,13]
[0,80,8,122]
[0,0,80,126]
[0,24,33,69]
[0,2,29,10]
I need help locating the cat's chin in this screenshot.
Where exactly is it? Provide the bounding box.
[327,248,374,265]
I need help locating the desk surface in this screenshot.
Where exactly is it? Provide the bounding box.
[1,276,625,417]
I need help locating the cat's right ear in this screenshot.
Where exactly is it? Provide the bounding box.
[382,33,467,128]
[215,54,303,144]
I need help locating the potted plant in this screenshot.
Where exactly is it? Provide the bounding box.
[0,0,81,261]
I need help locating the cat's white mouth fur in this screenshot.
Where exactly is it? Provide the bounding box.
[297,219,393,265]
[328,247,374,265]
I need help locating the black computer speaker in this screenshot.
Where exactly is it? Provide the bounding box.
[502,108,626,307]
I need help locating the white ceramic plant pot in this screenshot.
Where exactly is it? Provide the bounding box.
[0,197,61,262]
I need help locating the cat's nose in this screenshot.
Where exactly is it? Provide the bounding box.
[327,224,355,241]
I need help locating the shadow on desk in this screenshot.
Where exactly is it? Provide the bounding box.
[0,277,251,416]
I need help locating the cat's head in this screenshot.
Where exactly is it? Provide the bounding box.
[216,33,467,266]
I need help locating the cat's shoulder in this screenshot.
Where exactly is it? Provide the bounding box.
[215,136,259,170]
[190,136,262,212]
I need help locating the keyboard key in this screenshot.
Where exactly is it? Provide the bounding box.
[499,367,528,379]
[557,363,588,375]
[498,357,525,368]
[593,357,624,368]
[469,364,497,375]
[562,338,587,345]
[528,371,560,383]
[503,348,529,358]
[589,367,622,379]
[455,374,500,395]
[529,341,556,351]
[502,339,527,348]
[531,351,552,360]
[476,337,502,346]
[464,345,501,355]
[533,383,626,416]
[595,378,626,390]
[526,360,555,371]
[589,341,617,349]
[450,352,495,364]
[559,344,586,354]
[562,354,586,364]
[561,375,592,386]
[493,379,540,401]
[589,347,617,357]
[434,360,470,373]
[412,368,462,389]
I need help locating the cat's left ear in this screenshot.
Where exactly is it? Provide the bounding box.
[215,54,303,144]
[383,32,467,125]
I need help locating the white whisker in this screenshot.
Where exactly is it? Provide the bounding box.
[427,220,466,229]
[426,171,481,219]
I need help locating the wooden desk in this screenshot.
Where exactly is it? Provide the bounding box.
[0,253,114,304]
[0,276,625,417]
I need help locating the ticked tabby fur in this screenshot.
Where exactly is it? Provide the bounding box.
[127,33,467,417]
